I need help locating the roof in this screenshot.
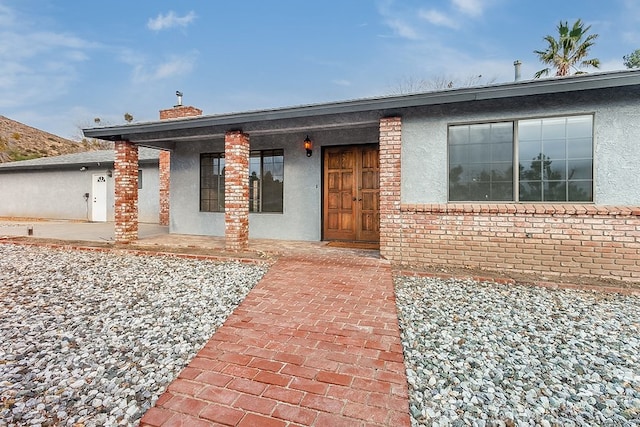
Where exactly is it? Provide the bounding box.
[0,147,160,171]
[83,69,640,144]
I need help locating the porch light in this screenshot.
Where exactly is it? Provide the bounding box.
[304,135,313,157]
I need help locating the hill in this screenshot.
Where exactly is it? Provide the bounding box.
[0,116,107,163]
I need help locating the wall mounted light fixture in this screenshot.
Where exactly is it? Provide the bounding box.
[80,166,88,171]
[304,135,313,157]
[107,169,113,177]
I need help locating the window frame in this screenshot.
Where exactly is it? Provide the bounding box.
[447,113,594,203]
[200,152,225,212]
[249,149,284,214]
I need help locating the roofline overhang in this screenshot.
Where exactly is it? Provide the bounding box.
[0,157,158,172]
[83,70,640,142]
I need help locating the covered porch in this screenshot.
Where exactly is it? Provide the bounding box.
[84,104,402,254]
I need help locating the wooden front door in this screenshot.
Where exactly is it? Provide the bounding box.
[323,145,379,242]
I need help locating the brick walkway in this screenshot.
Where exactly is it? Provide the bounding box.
[140,254,410,427]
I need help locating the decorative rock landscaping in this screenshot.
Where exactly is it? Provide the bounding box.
[395,276,640,426]
[2,243,639,426]
[0,244,266,426]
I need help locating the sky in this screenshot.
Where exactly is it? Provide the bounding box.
[1,0,639,140]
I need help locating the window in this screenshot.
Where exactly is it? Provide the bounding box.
[200,150,284,213]
[448,115,593,202]
[200,153,225,212]
[250,150,284,213]
[518,116,593,202]
[449,122,514,201]
[138,170,143,189]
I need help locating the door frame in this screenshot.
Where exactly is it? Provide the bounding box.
[321,144,380,243]
[91,173,108,222]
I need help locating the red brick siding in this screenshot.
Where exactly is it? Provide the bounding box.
[159,106,203,120]
[224,131,250,252]
[158,150,170,226]
[114,141,138,243]
[387,204,640,281]
[379,117,403,260]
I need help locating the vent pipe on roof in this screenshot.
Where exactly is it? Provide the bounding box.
[175,91,183,107]
[514,60,522,82]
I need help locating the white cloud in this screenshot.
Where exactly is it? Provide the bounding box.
[147,11,196,31]
[376,0,422,40]
[0,4,98,110]
[131,52,198,84]
[418,9,459,29]
[385,18,421,40]
[451,0,485,17]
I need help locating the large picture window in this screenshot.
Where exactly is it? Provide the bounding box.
[448,115,593,202]
[200,153,225,212]
[250,150,284,213]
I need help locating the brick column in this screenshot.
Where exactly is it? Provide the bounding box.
[114,141,139,243]
[158,150,170,226]
[224,131,250,252]
[379,117,403,261]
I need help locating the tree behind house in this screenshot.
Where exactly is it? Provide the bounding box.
[534,19,600,78]
[623,49,640,68]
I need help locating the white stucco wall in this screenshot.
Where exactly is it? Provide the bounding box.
[0,163,160,223]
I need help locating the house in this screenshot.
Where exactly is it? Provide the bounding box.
[83,70,640,281]
[0,148,162,223]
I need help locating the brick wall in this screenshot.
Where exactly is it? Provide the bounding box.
[158,150,170,226]
[386,203,640,281]
[224,131,250,251]
[379,117,403,260]
[114,141,138,243]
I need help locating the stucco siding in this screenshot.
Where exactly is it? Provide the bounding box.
[0,168,95,220]
[170,140,226,236]
[169,127,379,241]
[401,87,640,206]
[138,164,160,223]
[0,163,159,223]
[169,135,323,241]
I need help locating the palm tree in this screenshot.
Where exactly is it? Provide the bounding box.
[534,19,600,78]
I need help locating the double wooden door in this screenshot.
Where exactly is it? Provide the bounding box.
[323,145,380,242]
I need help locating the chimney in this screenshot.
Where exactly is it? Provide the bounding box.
[159,91,202,120]
[514,60,522,82]
[158,92,203,226]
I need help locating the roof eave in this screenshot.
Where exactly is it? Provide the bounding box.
[83,70,640,141]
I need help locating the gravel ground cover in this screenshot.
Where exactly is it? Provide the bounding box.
[395,276,640,426]
[0,244,266,426]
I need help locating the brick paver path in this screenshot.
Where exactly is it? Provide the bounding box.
[140,254,410,426]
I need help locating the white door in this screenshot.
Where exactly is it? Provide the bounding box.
[91,174,107,222]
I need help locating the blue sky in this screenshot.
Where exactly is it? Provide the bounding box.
[1,0,639,140]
